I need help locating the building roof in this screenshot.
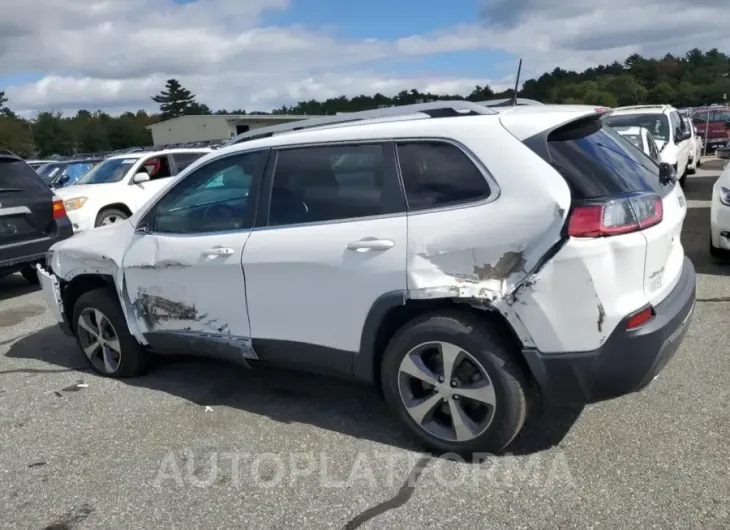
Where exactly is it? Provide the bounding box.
[146,113,324,129]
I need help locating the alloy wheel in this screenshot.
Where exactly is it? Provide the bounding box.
[397,341,497,443]
[77,308,122,374]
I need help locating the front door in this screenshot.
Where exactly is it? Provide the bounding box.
[121,150,270,361]
[241,142,407,370]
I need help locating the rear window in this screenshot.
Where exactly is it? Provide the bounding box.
[535,117,672,199]
[0,158,49,191]
[693,110,730,124]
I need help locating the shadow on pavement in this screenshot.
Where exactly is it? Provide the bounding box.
[682,175,730,277]
[0,273,39,303]
[6,326,581,457]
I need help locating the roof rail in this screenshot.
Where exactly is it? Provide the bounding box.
[225,100,496,146]
[614,104,671,111]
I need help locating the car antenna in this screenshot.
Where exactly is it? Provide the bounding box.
[511,58,523,106]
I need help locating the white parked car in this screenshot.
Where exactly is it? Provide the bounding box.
[613,126,661,162]
[683,117,703,169]
[53,148,211,232]
[603,105,693,186]
[710,146,730,257]
[37,101,696,455]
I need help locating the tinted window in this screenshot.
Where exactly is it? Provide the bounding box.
[37,163,67,182]
[543,118,671,199]
[79,157,138,184]
[693,110,730,124]
[173,152,206,172]
[0,158,48,190]
[604,113,671,142]
[153,151,265,234]
[396,142,490,211]
[268,144,389,227]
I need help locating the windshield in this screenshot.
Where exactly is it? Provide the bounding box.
[604,114,670,142]
[78,157,138,184]
[54,161,98,187]
[37,163,66,182]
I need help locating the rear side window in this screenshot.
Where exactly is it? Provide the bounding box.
[173,152,206,172]
[535,117,672,199]
[0,158,48,191]
[396,141,490,211]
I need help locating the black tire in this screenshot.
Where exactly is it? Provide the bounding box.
[710,236,730,259]
[687,161,696,175]
[381,310,529,456]
[679,172,687,188]
[94,208,128,228]
[72,287,149,378]
[21,266,39,285]
[697,156,702,168]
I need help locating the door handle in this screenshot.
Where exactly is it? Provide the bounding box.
[347,238,395,252]
[202,247,234,257]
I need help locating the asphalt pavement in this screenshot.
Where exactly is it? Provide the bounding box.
[1,167,728,529]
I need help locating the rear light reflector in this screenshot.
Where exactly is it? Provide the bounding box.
[52,198,67,220]
[626,306,655,330]
[568,194,663,237]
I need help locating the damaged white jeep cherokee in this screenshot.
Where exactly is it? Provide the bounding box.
[37,101,696,455]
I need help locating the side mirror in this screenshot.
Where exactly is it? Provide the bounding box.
[132,172,150,184]
[717,147,730,160]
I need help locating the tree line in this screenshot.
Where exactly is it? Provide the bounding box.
[1,48,728,158]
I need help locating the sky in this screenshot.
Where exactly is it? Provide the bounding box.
[1,0,728,116]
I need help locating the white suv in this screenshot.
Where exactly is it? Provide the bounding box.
[37,101,696,454]
[53,148,211,232]
[603,105,693,186]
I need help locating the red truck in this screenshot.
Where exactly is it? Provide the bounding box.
[693,106,730,152]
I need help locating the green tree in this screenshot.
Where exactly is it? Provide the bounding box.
[0,116,34,157]
[32,111,74,156]
[151,79,198,119]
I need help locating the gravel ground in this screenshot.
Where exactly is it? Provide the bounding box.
[1,168,728,530]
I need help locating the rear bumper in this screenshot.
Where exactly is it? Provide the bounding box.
[523,257,696,404]
[0,218,73,272]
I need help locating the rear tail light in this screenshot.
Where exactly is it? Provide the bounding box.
[626,306,655,330]
[52,198,67,220]
[568,194,663,237]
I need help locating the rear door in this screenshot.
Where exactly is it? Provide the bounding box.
[0,156,56,267]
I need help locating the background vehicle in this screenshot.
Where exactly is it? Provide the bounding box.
[53,148,211,231]
[36,158,103,189]
[25,159,56,171]
[693,106,730,153]
[710,146,730,257]
[683,117,703,169]
[604,105,693,186]
[0,153,72,283]
[614,126,662,162]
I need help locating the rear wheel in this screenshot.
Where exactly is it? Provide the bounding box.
[95,208,128,227]
[72,288,149,378]
[21,266,39,285]
[381,310,529,456]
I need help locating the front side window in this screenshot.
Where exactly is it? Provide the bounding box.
[604,114,671,143]
[140,156,173,180]
[396,141,490,211]
[268,143,389,227]
[152,151,266,234]
[78,157,138,184]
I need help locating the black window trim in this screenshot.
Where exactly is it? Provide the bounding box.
[393,137,500,216]
[137,148,271,236]
[253,139,406,231]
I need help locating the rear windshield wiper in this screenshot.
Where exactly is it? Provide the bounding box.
[0,187,25,192]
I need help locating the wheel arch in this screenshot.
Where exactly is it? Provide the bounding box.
[354,292,533,393]
[95,203,133,224]
[60,273,117,336]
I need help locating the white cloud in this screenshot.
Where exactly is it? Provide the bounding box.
[1,0,728,115]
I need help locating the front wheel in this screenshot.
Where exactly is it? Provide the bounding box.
[21,266,39,285]
[95,208,128,228]
[72,288,149,378]
[381,310,529,456]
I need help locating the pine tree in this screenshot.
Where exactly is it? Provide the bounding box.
[151,79,197,120]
